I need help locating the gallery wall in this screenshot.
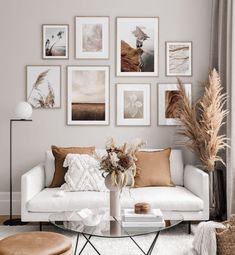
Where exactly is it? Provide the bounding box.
[0,0,213,193]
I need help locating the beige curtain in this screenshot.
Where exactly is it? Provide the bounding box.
[210,0,235,217]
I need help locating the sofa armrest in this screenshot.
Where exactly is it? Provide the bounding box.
[184,164,209,199]
[184,164,209,219]
[21,163,45,220]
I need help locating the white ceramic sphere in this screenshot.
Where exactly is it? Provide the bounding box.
[14,102,32,119]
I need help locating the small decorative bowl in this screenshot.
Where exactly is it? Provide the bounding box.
[77,208,103,227]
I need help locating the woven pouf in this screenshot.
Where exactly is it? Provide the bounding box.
[0,231,72,255]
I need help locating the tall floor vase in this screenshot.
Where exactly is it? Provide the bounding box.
[209,167,227,220]
[105,174,121,219]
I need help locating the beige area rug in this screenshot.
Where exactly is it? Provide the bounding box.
[0,223,197,255]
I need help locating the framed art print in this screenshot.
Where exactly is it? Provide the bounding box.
[166,42,192,76]
[116,83,150,126]
[75,17,109,59]
[67,66,109,125]
[158,83,191,126]
[26,65,61,109]
[116,17,159,76]
[42,25,69,59]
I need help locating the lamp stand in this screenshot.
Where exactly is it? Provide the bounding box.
[3,119,32,226]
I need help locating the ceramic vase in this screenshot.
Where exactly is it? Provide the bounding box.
[105,173,121,219]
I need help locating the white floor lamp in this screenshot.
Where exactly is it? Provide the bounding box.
[4,102,33,226]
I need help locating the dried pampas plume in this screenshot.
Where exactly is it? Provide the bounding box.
[176,69,228,171]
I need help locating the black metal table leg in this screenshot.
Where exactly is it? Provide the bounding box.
[78,235,91,255]
[128,235,147,255]
[82,234,101,255]
[128,231,160,255]
[147,232,160,255]
[74,234,79,255]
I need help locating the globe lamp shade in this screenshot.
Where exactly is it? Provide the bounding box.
[14,102,32,120]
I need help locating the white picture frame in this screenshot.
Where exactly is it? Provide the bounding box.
[116,83,151,126]
[116,17,159,77]
[42,25,69,59]
[158,83,191,126]
[166,41,192,76]
[67,66,109,125]
[75,17,109,59]
[26,65,61,109]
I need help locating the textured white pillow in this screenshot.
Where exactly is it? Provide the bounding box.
[61,154,107,192]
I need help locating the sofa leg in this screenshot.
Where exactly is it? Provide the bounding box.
[39,222,42,231]
[188,221,191,234]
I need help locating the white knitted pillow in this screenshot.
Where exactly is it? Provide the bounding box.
[61,154,107,192]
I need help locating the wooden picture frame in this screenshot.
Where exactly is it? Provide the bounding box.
[26,65,61,109]
[42,24,69,59]
[75,17,109,59]
[116,83,151,126]
[158,83,191,126]
[116,17,159,77]
[165,41,192,76]
[67,66,109,125]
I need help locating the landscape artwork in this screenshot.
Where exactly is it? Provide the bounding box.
[67,66,109,125]
[26,66,61,109]
[117,84,150,126]
[158,83,191,125]
[42,25,68,59]
[116,17,158,76]
[166,42,192,76]
[75,17,109,59]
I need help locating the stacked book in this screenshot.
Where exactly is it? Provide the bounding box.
[122,209,165,228]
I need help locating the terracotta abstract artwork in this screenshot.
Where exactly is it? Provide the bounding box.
[158,83,191,125]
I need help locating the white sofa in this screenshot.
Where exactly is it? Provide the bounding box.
[21,149,209,225]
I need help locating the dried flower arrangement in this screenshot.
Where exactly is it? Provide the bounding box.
[175,68,228,171]
[99,138,144,189]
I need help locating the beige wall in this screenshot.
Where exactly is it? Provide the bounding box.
[0,0,213,191]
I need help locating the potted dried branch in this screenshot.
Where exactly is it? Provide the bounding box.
[175,69,228,218]
[99,138,144,218]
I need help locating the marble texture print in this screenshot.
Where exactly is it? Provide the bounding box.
[82,24,102,52]
[167,42,191,76]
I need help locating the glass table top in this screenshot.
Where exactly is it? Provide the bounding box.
[49,209,183,238]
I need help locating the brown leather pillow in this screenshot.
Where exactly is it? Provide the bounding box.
[134,148,175,188]
[49,145,95,188]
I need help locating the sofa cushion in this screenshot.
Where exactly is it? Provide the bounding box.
[49,145,95,188]
[61,154,107,192]
[27,186,203,213]
[44,148,184,188]
[139,149,184,186]
[134,148,174,187]
[45,149,107,188]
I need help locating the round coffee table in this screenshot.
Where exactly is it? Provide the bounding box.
[49,209,183,255]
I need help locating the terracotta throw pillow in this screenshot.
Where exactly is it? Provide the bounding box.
[134,148,175,188]
[49,145,95,188]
